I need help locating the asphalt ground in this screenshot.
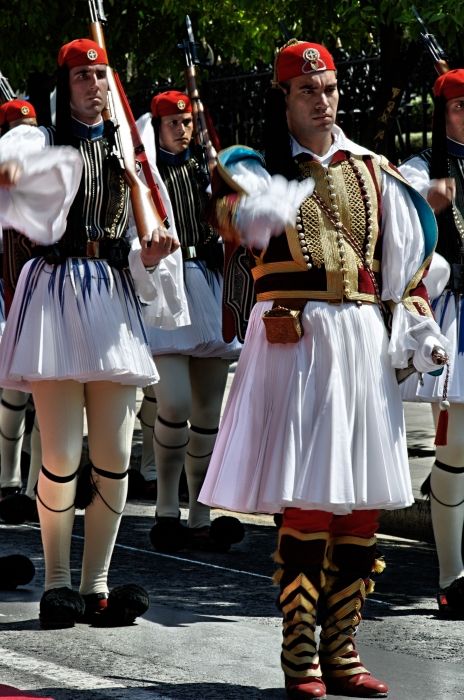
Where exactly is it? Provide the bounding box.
[1,380,463,699]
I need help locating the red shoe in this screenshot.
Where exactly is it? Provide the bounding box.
[285,676,327,699]
[324,672,388,697]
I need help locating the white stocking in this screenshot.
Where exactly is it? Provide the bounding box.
[186,357,230,528]
[80,381,136,595]
[432,404,464,589]
[31,380,84,591]
[139,385,157,481]
[152,355,191,518]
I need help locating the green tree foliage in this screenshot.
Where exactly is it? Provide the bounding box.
[0,1,462,104]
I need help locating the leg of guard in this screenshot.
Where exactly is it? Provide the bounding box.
[80,465,129,595]
[319,511,388,697]
[430,459,464,590]
[0,389,27,490]
[277,509,331,698]
[36,465,78,591]
[81,382,136,595]
[185,425,217,528]
[187,357,230,529]
[138,385,157,482]
[151,355,192,518]
[31,380,84,591]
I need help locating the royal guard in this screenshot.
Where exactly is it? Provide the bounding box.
[400,68,464,619]
[136,90,244,553]
[199,40,448,698]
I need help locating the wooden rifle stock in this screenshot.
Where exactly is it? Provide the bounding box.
[88,18,164,243]
[181,16,217,181]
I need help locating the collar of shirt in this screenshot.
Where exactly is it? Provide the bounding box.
[71,118,104,141]
[158,146,191,166]
[447,136,464,159]
[290,124,373,166]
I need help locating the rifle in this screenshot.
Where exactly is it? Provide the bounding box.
[412,6,450,179]
[0,71,16,104]
[412,6,449,75]
[179,15,217,183]
[88,0,169,242]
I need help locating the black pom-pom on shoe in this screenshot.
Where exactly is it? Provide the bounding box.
[149,514,188,552]
[39,587,85,629]
[188,516,245,552]
[89,584,149,627]
[210,516,245,547]
[0,554,35,590]
[0,493,39,524]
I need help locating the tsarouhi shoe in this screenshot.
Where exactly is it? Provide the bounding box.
[39,587,85,629]
[188,516,245,552]
[323,673,389,698]
[285,675,327,699]
[437,576,464,619]
[0,493,39,524]
[0,554,35,590]
[82,584,149,627]
[149,513,188,552]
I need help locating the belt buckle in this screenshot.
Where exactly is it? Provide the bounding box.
[86,240,100,258]
[183,245,197,261]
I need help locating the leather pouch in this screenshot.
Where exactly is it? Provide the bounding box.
[262,305,303,344]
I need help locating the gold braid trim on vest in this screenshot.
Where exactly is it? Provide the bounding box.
[253,153,382,303]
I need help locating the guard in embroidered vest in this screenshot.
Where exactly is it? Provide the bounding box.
[199,39,449,699]
[0,37,185,630]
[400,67,464,620]
[135,90,244,553]
[0,98,42,528]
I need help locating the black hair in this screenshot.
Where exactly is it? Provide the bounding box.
[151,115,161,153]
[430,95,448,180]
[54,65,74,146]
[263,84,299,180]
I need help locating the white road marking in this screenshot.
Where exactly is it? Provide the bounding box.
[0,647,166,699]
[25,524,272,580]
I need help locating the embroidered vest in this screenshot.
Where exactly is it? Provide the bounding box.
[252,151,382,303]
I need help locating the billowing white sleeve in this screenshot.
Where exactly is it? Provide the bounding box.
[398,157,431,198]
[381,171,448,372]
[128,228,190,329]
[128,113,191,329]
[0,125,83,244]
[225,158,314,249]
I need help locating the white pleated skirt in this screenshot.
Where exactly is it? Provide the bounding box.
[200,299,413,515]
[0,257,159,391]
[144,260,241,360]
[402,290,464,403]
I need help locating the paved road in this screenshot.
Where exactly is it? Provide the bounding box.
[1,381,463,699]
[1,498,464,699]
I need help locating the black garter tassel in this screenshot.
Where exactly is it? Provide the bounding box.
[74,463,97,509]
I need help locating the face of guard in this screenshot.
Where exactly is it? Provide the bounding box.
[285,70,339,153]
[69,63,108,124]
[446,95,464,144]
[158,113,194,155]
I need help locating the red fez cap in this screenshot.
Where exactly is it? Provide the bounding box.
[58,39,108,69]
[433,69,464,101]
[0,99,36,126]
[275,41,336,83]
[151,91,192,118]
